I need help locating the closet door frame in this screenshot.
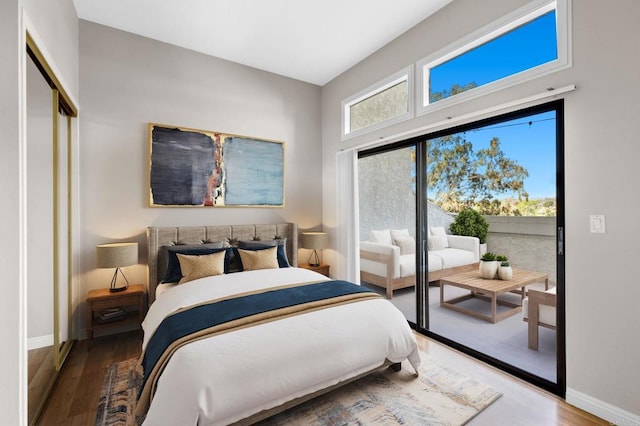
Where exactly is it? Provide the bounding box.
[25,31,77,425]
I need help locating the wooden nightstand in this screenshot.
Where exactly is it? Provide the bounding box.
[86,284,145,342]
[299,263,330,277]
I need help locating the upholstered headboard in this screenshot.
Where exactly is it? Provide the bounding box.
[146,223,298,305]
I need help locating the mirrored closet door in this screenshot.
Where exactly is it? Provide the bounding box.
[26,35,77,426]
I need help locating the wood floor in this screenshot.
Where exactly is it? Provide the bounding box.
[37,331,142,425]
[37,330,609,425]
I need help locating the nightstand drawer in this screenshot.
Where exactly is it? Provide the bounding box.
[299,263,330,277]
[91,294,140,311]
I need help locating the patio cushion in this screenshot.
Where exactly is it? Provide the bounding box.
[390,228,411,241]
[394,236,416,255]
[370,229,393,245]
[427,253,442,272]
[434,248,476,269]
[523,287,557,326]
[430,226,450,248]
[428,236,447,251]
[399,254,415,277]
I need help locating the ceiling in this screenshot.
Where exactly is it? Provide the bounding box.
[73,0,453,86]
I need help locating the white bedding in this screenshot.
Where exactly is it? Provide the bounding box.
[141,267,420,425]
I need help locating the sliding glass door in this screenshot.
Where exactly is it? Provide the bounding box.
[358,101,564,396]
[420,101,565,395]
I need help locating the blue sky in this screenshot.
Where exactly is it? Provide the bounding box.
[463,111,556,199]
[430,10,558,199]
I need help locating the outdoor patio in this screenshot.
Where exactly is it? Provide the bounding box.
[360,215,559,383]
[362,281,557,382]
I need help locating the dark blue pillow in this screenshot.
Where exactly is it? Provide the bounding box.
[163,243,230,283]
[235,238,290,271]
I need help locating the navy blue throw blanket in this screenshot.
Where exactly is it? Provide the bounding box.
[141,280,377,390]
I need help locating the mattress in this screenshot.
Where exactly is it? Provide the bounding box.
[140,267,420,425]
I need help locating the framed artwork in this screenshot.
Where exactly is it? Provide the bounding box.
[149,123,285,207]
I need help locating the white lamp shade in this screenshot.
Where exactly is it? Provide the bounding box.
[300,232,329,250]
[96,242,138,269]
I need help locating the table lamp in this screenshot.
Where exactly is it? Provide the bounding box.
[300,232,328,267]
[96,242,138,292]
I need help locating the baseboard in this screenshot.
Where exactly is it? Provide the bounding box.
[566,387,640,425]
[28,334,53,350]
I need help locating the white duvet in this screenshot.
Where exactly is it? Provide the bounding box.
[141,267,420,425]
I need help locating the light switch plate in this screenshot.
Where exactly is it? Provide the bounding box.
[589,215,605,233]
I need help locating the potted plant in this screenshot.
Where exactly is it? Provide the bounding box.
[450,208,489,256]
[479,252,498,279]
[497,257,513,280]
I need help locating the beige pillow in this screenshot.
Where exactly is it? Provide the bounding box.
[238,247,279,271]
[176,251,226,284]
[394,236,416,255]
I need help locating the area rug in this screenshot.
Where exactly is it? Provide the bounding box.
[96,352,501,426]
[95,358,141,426]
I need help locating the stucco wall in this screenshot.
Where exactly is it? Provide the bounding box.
[485,216,556,283]
[358,148,415,239]
[358,148,455,241]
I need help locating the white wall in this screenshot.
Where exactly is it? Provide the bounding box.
[321,0,640,421]
[21,0,79,97]
[77,21,323,335]
[1,1,22,422]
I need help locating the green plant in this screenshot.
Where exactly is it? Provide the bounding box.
[481,252,496,261]
[500,260,510,267]
[496,254,508,263]
[449,208,489,244]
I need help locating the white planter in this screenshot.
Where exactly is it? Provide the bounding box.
[479,260,498,279]
[498,266,513,280]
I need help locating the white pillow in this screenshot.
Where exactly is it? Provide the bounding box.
[390,229,411,241]
[394,236,416,255]
[370,229,392,245]
[430,226,450,248]
[428,236,447,251]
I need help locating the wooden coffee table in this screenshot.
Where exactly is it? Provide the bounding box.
[440,268,549,323]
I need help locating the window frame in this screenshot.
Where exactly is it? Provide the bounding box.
[342,65,413,141]
[416,0,571,116]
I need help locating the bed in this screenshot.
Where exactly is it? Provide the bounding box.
[138,223,420,425]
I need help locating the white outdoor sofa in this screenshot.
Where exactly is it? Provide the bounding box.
[360,228,480,298]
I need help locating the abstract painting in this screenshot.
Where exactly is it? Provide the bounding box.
[149,124,284,207]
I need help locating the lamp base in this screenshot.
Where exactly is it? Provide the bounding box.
[109,267,130,293]
[307,250,321,268]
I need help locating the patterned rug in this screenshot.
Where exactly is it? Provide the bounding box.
[96,352,501,425]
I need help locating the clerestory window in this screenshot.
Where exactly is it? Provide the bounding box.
[417,0,570,114]
[342,66,413,140]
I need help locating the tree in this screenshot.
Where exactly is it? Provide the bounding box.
[427,133,529,214]
[424,82,530,214]
[429,81,479,103]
